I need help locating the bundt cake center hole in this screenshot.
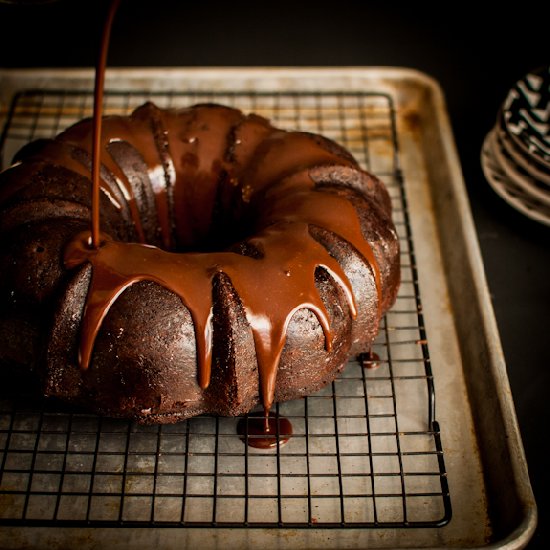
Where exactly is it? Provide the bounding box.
[165,201,261,255]
[170,221,254,254]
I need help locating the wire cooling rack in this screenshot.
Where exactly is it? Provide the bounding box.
[0,89,451,528]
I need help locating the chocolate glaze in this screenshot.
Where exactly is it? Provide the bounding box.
[91,0,121,248]
[63,115,382,412]
[51,0,386,416]
[237,412,293,449]
[358,349,381,369]
[54,0,386,416]
[0,0,400,424]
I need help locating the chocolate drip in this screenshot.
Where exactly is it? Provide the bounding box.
[146,104,177,250]
[61,110,167,243]
[106,140,162,246]
[91,0,121,248]
[359,349,381,369]
[65,209,364,411]
[237,413,293,449]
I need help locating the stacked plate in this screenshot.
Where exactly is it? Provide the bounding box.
[481,65,550,226]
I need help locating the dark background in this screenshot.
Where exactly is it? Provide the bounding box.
[1,0,549,546]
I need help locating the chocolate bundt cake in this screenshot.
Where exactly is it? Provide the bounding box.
[0,102,400,423]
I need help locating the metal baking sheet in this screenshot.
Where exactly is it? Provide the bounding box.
[0,67,537,548]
